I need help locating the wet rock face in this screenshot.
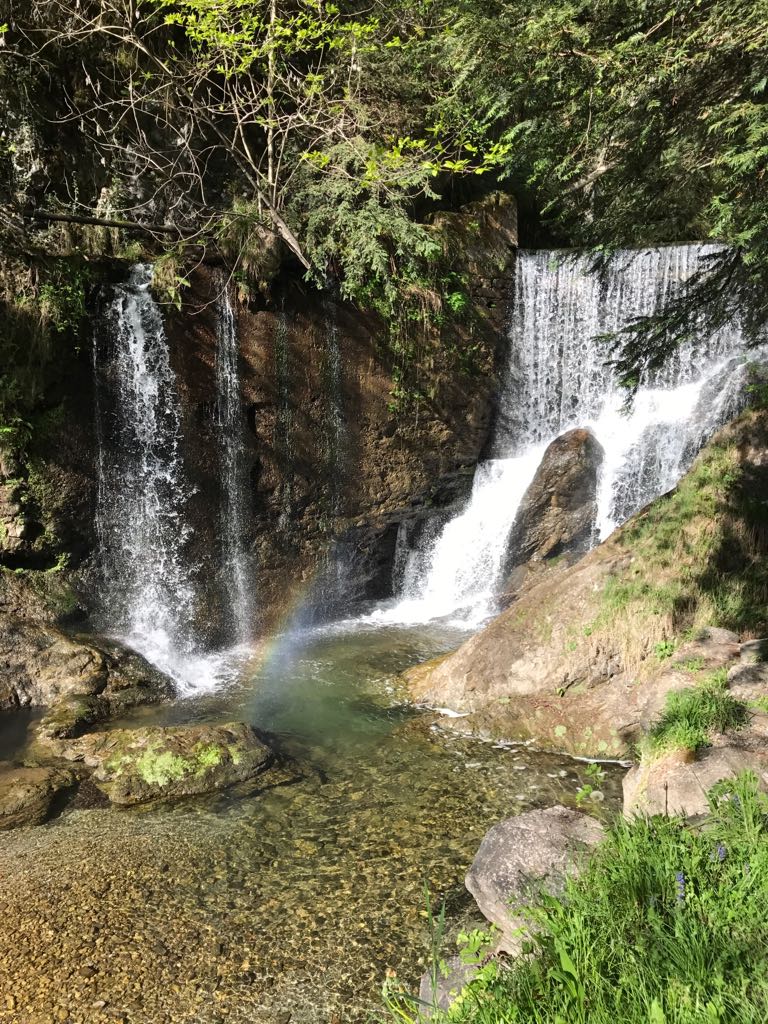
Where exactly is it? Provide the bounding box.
[465,805,604,952]
[0,616,175,743]
[53,722,274,806]
[506,428,604,578]
[0,765,77,830]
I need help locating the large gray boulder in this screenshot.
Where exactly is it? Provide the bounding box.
[465,805,604,952]
[40,722,273,806]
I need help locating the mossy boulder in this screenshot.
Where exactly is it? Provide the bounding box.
[63,722,272,805]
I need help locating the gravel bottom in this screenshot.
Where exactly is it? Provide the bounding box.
[0,725,624,1024]
[0,617,627,1024]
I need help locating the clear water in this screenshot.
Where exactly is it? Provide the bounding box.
[0,623,625,1024]
[387,245,753,626]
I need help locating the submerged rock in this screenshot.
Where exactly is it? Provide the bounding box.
[49,722,273,805]
[0,764,77,829]
[465,805,604,953]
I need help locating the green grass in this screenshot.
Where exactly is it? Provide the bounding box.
[594,415,768,642]
[643,670,748,758]
[383,773,768,1024]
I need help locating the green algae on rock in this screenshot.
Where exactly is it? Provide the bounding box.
[83,722,273,805]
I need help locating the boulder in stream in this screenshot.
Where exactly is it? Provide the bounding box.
[55,722,273,805]
[0,764,78,830]
[507,428,604,571]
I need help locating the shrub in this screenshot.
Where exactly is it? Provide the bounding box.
[644,670,748,758]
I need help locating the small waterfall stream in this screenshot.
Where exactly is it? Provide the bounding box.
[382,244,754,626]
[274,307,294,532]
[215,277,252,642]
[93,265,237,692]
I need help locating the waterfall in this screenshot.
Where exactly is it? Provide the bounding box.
[382,244,755,626]
[322,299,345,516]
[93,265,231,692]
[215,277,252,642]
[274,307,294,532]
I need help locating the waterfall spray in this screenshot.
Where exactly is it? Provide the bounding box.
[93,265,237,692]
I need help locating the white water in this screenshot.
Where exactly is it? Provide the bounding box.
[215,277,253,642]
[94,265,240,692]
[378,244,753,627]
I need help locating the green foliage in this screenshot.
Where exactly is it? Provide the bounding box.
[0,258,90,434]
[433,0,768,371]
[384,774,768,1024]
[644,670,748,758]
[575,762,607,806]
[654,640,678,661]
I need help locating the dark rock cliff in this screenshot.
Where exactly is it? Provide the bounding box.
[1,192,518,635]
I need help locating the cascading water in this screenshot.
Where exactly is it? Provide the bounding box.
[93,265,231,692]
[274,307,294,532]
[383,244,756,626]
[215,277,253,642]
[322,299,345,516]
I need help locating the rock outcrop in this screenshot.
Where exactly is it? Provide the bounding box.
[407,410,768,757]
[464,805,604,953]
[623,745,768,818]
[623,634,768,818]
[503,428,603,597]
[0,615,174,732]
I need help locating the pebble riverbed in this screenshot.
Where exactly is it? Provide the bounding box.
[0,624,625,1024]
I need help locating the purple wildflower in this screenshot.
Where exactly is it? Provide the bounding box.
[675,871,686,905]
[710,843,727,863]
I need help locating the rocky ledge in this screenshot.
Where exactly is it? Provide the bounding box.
[406,409,768,759]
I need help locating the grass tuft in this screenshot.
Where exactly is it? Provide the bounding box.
[643,670,748,758]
